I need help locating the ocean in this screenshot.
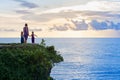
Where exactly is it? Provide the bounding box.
[0,38,120,80]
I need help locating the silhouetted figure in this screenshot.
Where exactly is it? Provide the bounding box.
[23,23,29,43]
[30,31,37,43]
[21,31,24,43]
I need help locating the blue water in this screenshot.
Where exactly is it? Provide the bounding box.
[0,38,120,80]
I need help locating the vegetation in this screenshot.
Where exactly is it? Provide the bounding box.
[0,40,63,80]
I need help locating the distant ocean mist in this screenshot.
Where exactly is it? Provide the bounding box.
[0,38,120,80]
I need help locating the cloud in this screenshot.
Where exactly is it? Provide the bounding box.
[71,19,88,30]
[15,10,32,14]
[90,20,108,30]
[14,0,120,31]
[20,9,120,23]
[21,11,77,22]
[49,19,120,31]
[29,28,42,32]
[28,0,120,22]
[42,0,120,14]
[49,20,88,31]
[50,24,69,31]
[13,0,39,9]
[108,21,120,30]
[0,29,17,32]
[81,11,120,19]
[89,20,120,30]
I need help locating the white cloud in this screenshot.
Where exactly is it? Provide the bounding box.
[43,0,120,13]
[11,0,118,23]
[21,11,77,22]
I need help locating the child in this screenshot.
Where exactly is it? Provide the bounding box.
[21,31,24,43]
[30,31,37,43]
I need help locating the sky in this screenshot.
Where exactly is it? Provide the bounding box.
[0,0,120,37]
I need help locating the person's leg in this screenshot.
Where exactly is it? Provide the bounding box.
[24,35,28,43]
[32,37,34,43]
[24,40,27,43]
[21,37,24,43]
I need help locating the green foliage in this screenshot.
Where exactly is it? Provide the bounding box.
[0,42,63,80]
[40,39,46,47]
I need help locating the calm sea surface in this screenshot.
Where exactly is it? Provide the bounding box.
[0,38,120,80]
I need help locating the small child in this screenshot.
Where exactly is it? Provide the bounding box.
[21,31,24,43]
[30,31,37,43]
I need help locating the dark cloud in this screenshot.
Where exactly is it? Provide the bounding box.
[49,19,120,31]
[13,0,39,9]
[109,21,120,30]
[89,20,120,30]
[50,20,88,31]
[71,20,88,30]
[29,28,42,32]
[50,24,69,31]
[90,20,108,30]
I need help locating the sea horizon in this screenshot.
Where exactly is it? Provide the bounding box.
[0,37,120,44]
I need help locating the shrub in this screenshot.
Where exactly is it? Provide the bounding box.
[0,42,63,80]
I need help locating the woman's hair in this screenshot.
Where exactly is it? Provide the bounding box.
[21,31,23,35]
[25,23,28,26]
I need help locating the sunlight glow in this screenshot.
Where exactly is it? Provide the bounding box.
[0,0,120,37]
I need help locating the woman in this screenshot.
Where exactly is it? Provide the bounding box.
[23,23,29,43]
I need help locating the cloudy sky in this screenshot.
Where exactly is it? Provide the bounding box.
[0,0,120,37]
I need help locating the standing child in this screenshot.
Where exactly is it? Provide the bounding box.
[30,31,37,43]
[21,31,24,43]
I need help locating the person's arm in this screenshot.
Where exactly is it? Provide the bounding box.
[23,27,25,33]
[29,35,32,37]
[27,27,29,36]
[35,34,38,37]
